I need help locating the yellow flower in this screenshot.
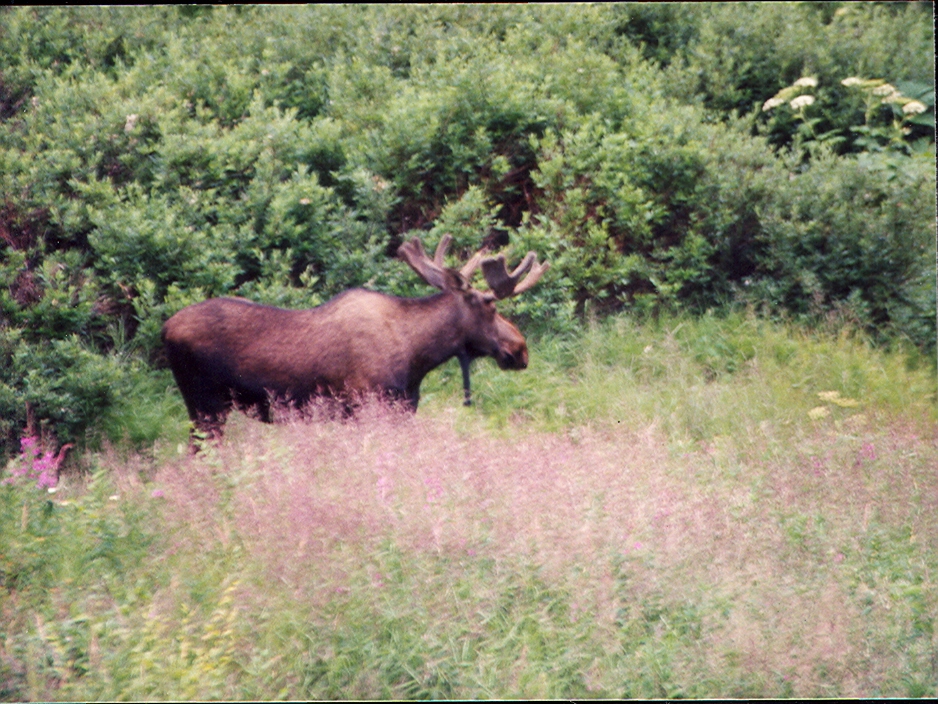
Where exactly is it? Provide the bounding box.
[817,391,860,408]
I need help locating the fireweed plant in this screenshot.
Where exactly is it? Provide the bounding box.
[1,435,71,490]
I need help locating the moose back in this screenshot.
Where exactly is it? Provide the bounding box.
[161,235,548,441]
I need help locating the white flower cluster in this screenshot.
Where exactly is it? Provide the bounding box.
[872,83,897,97]
[789,95,815,110]
[762,97,785,111]
[841,77,930,118]
[762,77,818,112]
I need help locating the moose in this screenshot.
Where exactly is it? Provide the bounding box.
[161,235,548,442]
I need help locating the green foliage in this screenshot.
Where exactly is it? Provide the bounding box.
[0,330,124,448]
[753,148,936,348]
[0,4,934,453]
[433,312,936,439]
[0,466,163,699]
[760,74,935,160]
[638,3,935,141]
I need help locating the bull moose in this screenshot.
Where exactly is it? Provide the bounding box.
[161,235,548,441]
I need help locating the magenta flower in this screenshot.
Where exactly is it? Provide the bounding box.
[376,475,392,503]
[423,475,444,504]
[2,435,72,490]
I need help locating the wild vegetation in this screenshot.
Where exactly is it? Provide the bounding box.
[0,3,934,456]
[2,314,937,699]
[0,4,936,699]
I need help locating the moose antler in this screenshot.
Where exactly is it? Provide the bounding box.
[399,235,548,298]
[480,251,550,299]
[431,234,449,268]
[398,236,449,290]
[398,234,489,290]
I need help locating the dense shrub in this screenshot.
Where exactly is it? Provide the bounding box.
[622,3,935,152]
[753,148,937,348]
[0,4,934,457]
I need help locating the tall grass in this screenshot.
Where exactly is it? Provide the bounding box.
[2,315,936,699]
[431,312,936,438]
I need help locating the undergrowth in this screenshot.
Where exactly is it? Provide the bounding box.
[1,315,936,699]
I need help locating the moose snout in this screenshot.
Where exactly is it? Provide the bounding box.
[497,344,528,370]
[492,316,529,370]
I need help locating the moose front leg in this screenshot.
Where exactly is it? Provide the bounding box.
[457,352,473,406]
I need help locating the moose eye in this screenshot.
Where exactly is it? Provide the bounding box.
[466,292,490,309]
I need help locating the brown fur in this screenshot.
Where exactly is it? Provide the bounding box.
[161,286,528,442]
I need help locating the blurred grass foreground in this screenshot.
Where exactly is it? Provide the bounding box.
[3,314,937,699]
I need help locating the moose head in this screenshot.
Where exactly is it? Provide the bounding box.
[397,233,549,401]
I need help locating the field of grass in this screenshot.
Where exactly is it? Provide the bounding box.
[2,314,936,699]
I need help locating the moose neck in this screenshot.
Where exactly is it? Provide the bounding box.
[402,291,478,381]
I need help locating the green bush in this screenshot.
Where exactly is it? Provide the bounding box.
[608,3,935,156]
[0,329,125,448]
[752,147,936,348]
[515,105,786,319]
[0,4,933,454]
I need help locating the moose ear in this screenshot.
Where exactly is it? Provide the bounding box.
[443,268,470,292]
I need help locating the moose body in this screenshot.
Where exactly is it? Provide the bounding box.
[162,235,548,441]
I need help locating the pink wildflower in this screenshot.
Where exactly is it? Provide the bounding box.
[34,452,58,489]
[376,475,392,503]
[3,435,71,490]
[423,475,444,504]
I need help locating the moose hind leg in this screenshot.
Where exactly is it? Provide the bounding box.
[191,410,229,448]
[234,386,273,423]
[184,385,233,449]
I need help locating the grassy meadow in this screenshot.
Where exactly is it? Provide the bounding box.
[2,314,936,700]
